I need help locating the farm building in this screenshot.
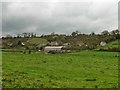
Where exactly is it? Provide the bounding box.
[44,46,64,53]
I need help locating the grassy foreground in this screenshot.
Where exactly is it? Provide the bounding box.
[2,51,118,88]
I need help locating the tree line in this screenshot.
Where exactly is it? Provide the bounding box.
[2,29,119,39]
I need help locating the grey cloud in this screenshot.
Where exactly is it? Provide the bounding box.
[0,2,2,37]
[2,2,118,36]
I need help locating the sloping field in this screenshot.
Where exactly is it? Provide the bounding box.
[27,38,48,44]
[2,51,118,88]
[103,40,119,48]
[96,39,119,51]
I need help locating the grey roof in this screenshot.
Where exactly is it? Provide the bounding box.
[45,46,64,49]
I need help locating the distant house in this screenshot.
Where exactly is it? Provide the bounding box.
[21,42,25,46]
[7,43,13,47]
[44,46,64,53]
[53,36,58,39]
[63,43,69,46]
[100,42,106,46]
[74,41,84,47]
[49,42,59,46]
[17,41,25,46]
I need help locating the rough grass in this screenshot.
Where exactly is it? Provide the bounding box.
[2,51,118,88]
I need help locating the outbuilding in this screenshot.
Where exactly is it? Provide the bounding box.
[44,46,64,53]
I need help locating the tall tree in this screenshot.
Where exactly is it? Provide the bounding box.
[101,30,109,35]
[6,34,12,39]
[91,32,95,35]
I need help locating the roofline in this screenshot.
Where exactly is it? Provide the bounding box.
[44,46,64,48]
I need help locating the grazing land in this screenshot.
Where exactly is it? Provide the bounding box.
[27,38,48,45]
[2,51,118,88]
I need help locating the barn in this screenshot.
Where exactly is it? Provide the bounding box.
[44,46,64,53]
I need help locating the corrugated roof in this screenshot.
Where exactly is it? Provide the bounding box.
[45,46,64,49]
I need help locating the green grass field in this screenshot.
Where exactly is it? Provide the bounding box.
[27,38,48,44]
[2,51,118,88]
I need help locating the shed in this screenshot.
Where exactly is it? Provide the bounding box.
[44,46,64,52]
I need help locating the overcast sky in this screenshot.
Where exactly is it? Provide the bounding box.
[2,0,119,36]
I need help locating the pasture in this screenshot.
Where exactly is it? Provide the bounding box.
[2,51,118,88]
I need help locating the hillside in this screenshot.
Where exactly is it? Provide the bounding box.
[27,38,48,45]
[1,30,119,51]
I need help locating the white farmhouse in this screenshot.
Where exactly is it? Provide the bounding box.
[100,41,106,46]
